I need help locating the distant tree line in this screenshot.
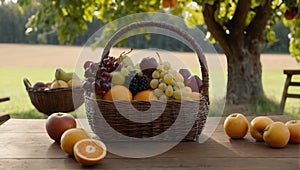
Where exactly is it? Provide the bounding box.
[0,2,291,54]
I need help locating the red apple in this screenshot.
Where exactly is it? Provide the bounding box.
[224,113,249,139]
[284,8,298,20]
[250,116,273,142]
[32,82,47,90]
[285,120,300,144]
[46,112,77,143]
[263,121,290,148]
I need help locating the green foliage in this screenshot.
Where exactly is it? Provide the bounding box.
[16,0,300,61]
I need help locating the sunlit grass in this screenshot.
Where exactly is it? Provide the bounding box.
[0,67,299,119]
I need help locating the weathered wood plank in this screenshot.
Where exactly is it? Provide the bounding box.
[0,157,298,170]
[0,116,298,169]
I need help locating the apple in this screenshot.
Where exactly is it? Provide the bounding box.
[263,121,290,148]
[285,120,300,144]
[162,0,177,8]
[50,80,68,89]
[184,75,203,93]
[250,116,273,142]
[224,113,249,139]
[32,82,47,90]
[46,112,77,142]
[284,8,298,20]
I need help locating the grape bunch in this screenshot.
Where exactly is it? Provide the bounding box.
[149,60,192,100]
[82,56,121,96]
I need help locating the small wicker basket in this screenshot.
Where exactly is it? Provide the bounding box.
[23,78,84,116]
[85,21,209,142]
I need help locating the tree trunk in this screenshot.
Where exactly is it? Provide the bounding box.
[223,40,265,115]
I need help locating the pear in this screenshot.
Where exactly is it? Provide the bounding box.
[55,68,80,82]
[67,79,82,87]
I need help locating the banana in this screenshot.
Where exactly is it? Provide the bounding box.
[55,68,80,82]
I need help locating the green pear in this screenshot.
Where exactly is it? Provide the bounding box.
[55,68,80,82]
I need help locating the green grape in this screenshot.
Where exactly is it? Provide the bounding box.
[159,78,164,83]
[120,67,129,76]
[173,86,180,92]
[158,82,167,91]
[160,70,168,78]
[150,79,159,89]
[165,85,174,97]
[174,73,184,82]
[157,64,164,72]
[173,90,182,100]
[177,82,185,89]
[159,94,168,101]
[152,70,160,79]
[162,61,171,70]
[154,88,164,97]
[164,73,173,85]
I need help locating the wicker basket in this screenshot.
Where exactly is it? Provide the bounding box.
[85,21,209,142]
[23,78,84,116]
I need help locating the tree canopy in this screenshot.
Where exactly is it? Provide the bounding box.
[18,0,300,62]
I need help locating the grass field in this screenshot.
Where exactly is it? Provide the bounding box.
[0,44,299,119]
[0,66,299,119]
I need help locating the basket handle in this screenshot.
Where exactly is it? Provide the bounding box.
[23,78,32,90]
[100,21,209,98]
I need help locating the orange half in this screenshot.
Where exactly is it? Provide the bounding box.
[74,139,107,166]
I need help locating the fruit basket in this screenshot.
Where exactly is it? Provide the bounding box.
[23,78,84,115]
[84,21,209,142]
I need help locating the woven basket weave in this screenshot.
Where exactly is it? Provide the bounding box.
[24,78,84,115]
[85,21,209,142]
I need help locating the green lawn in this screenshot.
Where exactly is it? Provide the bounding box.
[0,67,299,119]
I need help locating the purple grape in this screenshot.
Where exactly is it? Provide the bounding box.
[103,58,110,66]
[81,81,92,91]
[101,83,111,91]
[100,67,107,73]
[102,72,110,80]
[90,63,99,72]
[84,68,94,78]
[114,61,122,70]
[84,61,93,70]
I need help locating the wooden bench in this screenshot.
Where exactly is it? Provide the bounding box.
[280,69,300,114]
[0,96,10,124]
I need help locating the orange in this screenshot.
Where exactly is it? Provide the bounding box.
[74,139,107,166]
[133,89,158,100]
[103,85,132,100]
[60,128,91,155]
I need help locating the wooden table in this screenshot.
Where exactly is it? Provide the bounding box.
[0,116,299,170]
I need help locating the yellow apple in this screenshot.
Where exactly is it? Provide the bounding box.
[224,113,249,139]
[263,121,290,148]
[250,116,273,142]
[285,120,300,144]
[50,80,68,89]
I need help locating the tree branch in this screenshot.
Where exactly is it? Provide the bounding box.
[246,0,273,41]
[229,0,251,39]
[203,4,230,56]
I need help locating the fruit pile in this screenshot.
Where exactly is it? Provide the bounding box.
[46,113,107,166]
[32,68,82,90]
[224,113,300,148]
[82,50,203,101]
